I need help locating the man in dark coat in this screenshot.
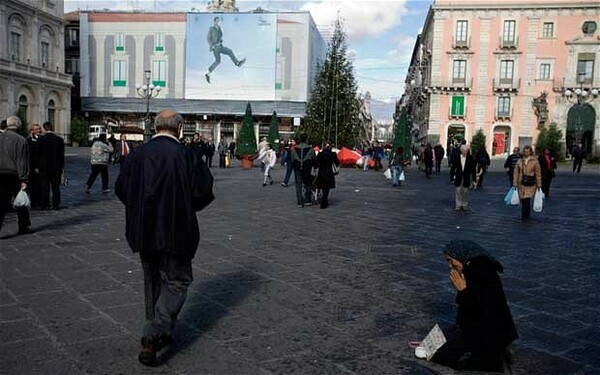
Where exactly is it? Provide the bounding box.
[116,109,214,366]
[292,134,316,207]
[37,122,65,210]
[424,143,434,178]
[26,124,42,209]
[450,144,476,211]
[434,143,445,175]
[315,142,340,209]
[114,134,132,173]
[503,147,521,186]
[432,240,518,372]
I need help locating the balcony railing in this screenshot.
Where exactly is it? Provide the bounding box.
[553,77,598,92]
[431,77,473,92]
[449,107,466,119]
[452,36,471,49]
[499,36,519,49]
[493,78,521,92]
[494,107,513,121]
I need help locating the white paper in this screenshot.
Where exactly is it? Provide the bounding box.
[421,324,447,360]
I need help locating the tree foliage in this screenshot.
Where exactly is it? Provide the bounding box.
[236,103,258,157]
[470,129,487,156]
[267,111,280,147]
[535,122,564,161]
[392,108,412,161]
[302,19,360,148]
[70,117,88,145]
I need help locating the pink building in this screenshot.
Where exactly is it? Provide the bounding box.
[403,0,600,157]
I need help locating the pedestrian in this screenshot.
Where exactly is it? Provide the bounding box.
[217,139,227,168]
[538,147,557,198]
[389,146,405,187]
[108,133,117,164]
[315,141,340,209]
[26,124,42,209]
[503,147,521,186]
[0,116,33,234]
[258,137,268,172]
[372,142,384,171]
[259,142,276,186]
[475,146,491,188]
[116,109,214,367]
[114,134,132,173]
[513,145,541,221]
[424,143,434,179]
[292,134,316,207]
[281,139,295,187]
[571,144,585,173]
[84,133,113,193]
[228,141,236,162]
[449,139,466,183]
[206,139,215,168]
[450,144,476,211]
[430,240,518,372]
[361,140,372,171]
[37,122,65,210]
[434,143,445,175]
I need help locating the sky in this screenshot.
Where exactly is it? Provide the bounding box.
[65,0,433,121]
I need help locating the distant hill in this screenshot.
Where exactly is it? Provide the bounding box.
[369,98,396,123]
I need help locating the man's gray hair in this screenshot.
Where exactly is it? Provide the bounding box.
[154,109,183,134]
[6,116,22,129]
[460,144,469,153]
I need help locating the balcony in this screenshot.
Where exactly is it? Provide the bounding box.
[452,36,471,49]
[493,78,521,92]
[499,36,519,50]
[494,107,513,121]
[431,77,472,92]
[553,77,598,92]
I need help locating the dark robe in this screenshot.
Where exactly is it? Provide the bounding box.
[315,149,339,189]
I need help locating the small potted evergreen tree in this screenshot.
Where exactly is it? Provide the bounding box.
[236,103,258,169]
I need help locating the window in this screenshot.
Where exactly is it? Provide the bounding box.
[115,33,125,51]
[497,97,511,117]
[155,33,164,52]
[65,58,80,74]
[500,60,514,82]
[113,60,127,86]
[539,63,551,80]
[18,95,28,123]
[10,32,21,61]
[40,41,50,66]
[503,20,516,43]
[47,100,55,126]
[577,58,594,83]
[582,21,597,35]
[152,60,166,87]
[542,22,554,38]
[68,28,79,46]
[452,60,466,82]
[451,96,465,117]
[455,20,468,44]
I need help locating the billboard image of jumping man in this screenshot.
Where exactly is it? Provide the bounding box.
[205,16,246,83]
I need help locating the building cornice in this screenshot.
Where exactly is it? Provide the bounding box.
[4,0,65,25]
[433,1,599,11]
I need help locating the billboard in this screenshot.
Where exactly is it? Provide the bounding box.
[185,13,314,102]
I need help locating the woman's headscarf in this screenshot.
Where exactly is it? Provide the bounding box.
[443,240,503,273]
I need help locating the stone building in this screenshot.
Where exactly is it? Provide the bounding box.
[402,0,600,157]
[0,0,72,140]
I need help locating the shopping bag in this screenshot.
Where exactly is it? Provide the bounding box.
[13,189,31,208]
[504,187,515,206]
[510,188,520,206]
[399,171,406,182]
[60,169,68,186]
[533,188,544,213]
[225,154,230,168]
[384,168,392,179]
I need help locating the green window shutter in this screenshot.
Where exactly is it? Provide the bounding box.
[155,46,164,52]
[113,80,126,87]
[152,80,166,87]
[116,46,124,51]
[451,96,465,116]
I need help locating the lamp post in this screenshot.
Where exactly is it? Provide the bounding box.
[136,70,161,143]
[563,73,598,149]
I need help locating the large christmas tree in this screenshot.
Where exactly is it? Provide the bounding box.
[392,108,412,161]
[302,18,360,148]
[236,102,258,158]
[267,111,280,147]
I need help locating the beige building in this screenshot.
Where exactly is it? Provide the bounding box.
[0,0,72,140]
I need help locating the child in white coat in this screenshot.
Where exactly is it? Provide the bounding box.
[259,143,277,186]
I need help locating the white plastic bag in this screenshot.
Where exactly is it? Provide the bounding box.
[510,188,520,206]
[384,168,392,179]
[399,171,406,182]
[533,188,544,213]
[13,190,31,208]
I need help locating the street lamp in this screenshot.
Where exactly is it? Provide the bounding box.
[136,70,161,143]
[563,73,598,149]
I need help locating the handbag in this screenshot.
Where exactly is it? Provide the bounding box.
[522,175,536,187]
[332,163,339,175]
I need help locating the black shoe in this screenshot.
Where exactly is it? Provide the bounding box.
[138,334,171,367]
[18,228,35,235]
[237,58,246,67]
[205,74,211,84]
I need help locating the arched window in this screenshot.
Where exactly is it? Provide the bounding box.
[8,14,25,62]
[39,25,54,68]
[18,95,28,123]
[47,99,56,125]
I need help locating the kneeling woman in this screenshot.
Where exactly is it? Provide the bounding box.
[432,240,518,372]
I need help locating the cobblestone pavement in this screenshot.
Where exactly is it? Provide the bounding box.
[1,148,599,375]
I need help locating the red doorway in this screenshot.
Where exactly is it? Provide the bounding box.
[493,133,505,155]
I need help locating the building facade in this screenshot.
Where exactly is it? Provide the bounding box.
[0,0,72,140]
[403,0,600,157]
[76,10,325,144]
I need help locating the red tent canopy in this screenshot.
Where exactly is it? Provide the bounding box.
[337,147,362,166]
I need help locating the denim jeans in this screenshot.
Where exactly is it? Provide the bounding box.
[140,252,193,338]
[391,166,402,186]
[363,156,370,170]
[283,161,293,184]
[294,169,311,205]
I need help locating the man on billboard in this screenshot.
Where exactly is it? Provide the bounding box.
[205,16,246,83]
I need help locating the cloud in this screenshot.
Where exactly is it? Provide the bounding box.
[300,0,407,41]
